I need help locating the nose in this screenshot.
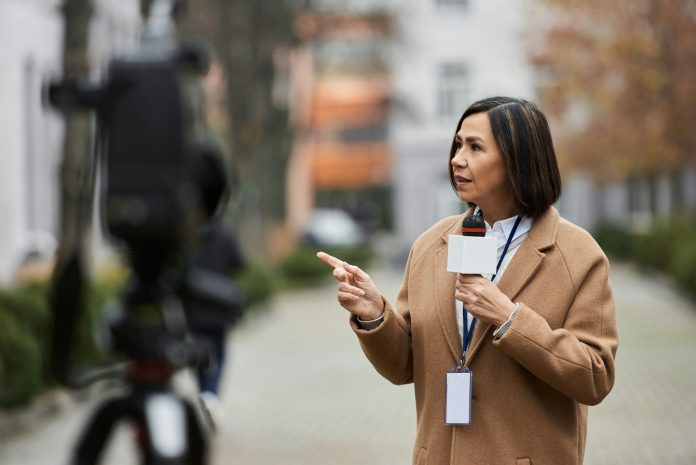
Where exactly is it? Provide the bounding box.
[451,148,467,169]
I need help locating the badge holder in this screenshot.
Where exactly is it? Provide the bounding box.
[445,365,472,425]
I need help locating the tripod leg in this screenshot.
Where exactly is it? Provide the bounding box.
[72,397,131,465]
[185,399,208,465]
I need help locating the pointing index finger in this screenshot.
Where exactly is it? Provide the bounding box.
[316,251,344,269]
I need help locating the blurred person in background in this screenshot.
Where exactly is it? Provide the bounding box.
[190,146,246,429]
[318,96,618,465]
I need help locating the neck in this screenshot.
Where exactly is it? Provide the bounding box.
[477,202,518,226]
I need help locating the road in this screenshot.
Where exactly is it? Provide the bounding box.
[1,262,695,464]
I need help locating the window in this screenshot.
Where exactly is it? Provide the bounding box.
[628,176,655,229]
[337,124,387,143]
[437,63,470,120]
[436,0,470,12]
[24,59,39,231]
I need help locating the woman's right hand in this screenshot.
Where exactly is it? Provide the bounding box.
[316,251,384,321]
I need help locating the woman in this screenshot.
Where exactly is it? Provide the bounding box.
[317,96,618,465]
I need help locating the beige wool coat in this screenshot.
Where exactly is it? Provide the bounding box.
[351,207,618,465]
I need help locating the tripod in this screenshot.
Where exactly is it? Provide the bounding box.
[46,1,237,462]
[69,274,211,465]
[71,365,207,465]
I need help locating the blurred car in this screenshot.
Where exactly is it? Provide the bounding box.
[13,230,58,283]
[300,208,366,247]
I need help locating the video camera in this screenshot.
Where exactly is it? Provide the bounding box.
[47,1,242,463]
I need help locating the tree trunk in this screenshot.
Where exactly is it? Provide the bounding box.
[57,0,95,258]
[49,0,95,382]
[179,0,299,260]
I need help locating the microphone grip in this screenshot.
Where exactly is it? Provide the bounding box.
[461,214,486,237]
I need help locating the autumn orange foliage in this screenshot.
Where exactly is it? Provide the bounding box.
[531,0,696,181]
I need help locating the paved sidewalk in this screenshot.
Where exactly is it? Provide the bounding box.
[212,266,414,465]
[1,262,695,464]
[584,265,696,465]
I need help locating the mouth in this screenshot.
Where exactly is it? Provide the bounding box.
[454,174,472,190]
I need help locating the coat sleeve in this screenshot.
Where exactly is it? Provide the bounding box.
[350,248,415,385]
[493,255,618,405]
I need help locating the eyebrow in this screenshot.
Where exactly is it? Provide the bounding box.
[455,135,485,144]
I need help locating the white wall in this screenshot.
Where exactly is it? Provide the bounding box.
[0,0,64,282]
[0,0,140,283]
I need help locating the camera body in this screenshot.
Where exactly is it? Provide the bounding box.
[103,57,201,258]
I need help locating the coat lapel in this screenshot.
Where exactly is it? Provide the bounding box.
[435,243,462,362]
[435,211,470,362]
[464,207,559,366]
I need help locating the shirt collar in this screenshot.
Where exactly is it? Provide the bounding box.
[473,207,533,246]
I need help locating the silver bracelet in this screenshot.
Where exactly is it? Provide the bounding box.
[493,303,519,339]
[357,313,384,330]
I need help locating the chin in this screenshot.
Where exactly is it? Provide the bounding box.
[457,193,474,204]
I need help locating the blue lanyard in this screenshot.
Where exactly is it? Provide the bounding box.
[460,215,522,365]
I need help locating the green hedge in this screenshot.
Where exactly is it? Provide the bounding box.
[228,245,374,307]
[0,282,50,407]
[0,279,118,409]
[279,244,374,285]
[237,263,278,309]
[0,307,43,407]
[594,218,696,300]
[592,224,639,261]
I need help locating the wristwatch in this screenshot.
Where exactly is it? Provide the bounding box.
[357,313,384,331]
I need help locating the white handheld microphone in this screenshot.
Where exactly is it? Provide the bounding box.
[447,215,497,274]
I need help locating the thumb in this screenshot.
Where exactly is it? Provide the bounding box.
[343,262,371,283]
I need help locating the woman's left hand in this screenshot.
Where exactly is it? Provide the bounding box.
[455,274,516,327]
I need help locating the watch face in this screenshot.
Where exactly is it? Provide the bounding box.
[359,314,383,330]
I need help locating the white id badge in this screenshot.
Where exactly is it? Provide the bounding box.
[445,369,472,425]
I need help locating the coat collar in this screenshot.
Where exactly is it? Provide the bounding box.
[438,206,558,248]
[434,206,560,365]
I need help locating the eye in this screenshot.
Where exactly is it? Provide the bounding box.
[471,143,481,152]
[453,139,463,150]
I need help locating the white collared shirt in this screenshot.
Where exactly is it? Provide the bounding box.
[455,210,534,345]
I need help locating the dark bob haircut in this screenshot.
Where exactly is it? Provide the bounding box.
[448,96,562,219]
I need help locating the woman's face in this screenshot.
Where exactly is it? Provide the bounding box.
[450,112,513,216]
